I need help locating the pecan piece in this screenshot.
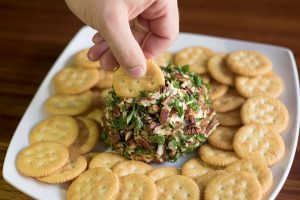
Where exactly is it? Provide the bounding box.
[160,108,169,124]
[160,85,167,93]
[135,136,151,149]
[162,96,173,105]
[149,122,158,130]
[185,114,196,126]
[175,73,186,82]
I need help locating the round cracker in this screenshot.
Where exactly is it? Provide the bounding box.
[69,117,99,155]
[241,96,289,133]
[225,158,273,194]
[37,155,87,183]
[66,167,119,200]
[195,170,226,200]
[154,52,173,67]
[233,124,285,166]
[208,126,238,150]
[212,88,245,113]
[113,60,165,97]
[94,69,113,89]
[118,174,157,200]
[198,144,239,167]
[73,48,100,68]
[147,167,180,183]
[209,80,229,100]
[156,175,200,200]
[174,47,214,74]
[235,73,284,98]
[216,109,243,126]
[112,160,152,177]
[207,53,235,86]
[226,50,272,76]
[53,67,100,94]
[182,158,217,179]
[44,91,93,115]
[89,152,127,169]
[16,141,69,177]
[29,115,79,147]
[85,108,104,125]
[205,171,262,200]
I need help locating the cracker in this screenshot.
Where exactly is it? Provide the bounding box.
[118,174,157,200]
[216,109,243,126]
[156,175,200,200]
[44,91,93,115]
[89,152,127,169]
[235,72,284,98]
[195,170,226,200]
[198,144,239,167]
[212,88,245,113]
[16,141,69,177]
[85,108,104,125]
[73,48,100,68]
[209,80,229,100]
[205,171,262,200]
[207,53,235,86]
[37,155,87,183]
[66,167,119,200]
[29,115,79,147]
[225,158,273,194]
[113,60,165,97]
[147,167,180,183]
[226,50,272,76]
[182,158,217,179]
[154,52,173,67]
[69,117,99,155]
[112,160,152,177]
[82,152,99,165]
[233,124,285,166]
[241,96,289,133]
[95,69,113,89]
[174,47,214,74]
[53,67,100,94]
[208,126,238,150]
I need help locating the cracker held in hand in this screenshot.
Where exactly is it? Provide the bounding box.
[205,171,262,200]
[225,158,273,194]
[207,53,235,86]
[235,73,284,98]
[29,115,79,147]
[174,47,214,74]
[118,174,157,200]
[226,50,272,76]
[241,96,289,133]
[38,155,87,184]
[198,144,239,167]
[16,141,69,177]
[212,89,245,113]
[53,67,100,94]
[233,124,285,166]
[182,158,217,179]
[44,91,93,115]
[156,175,200,200]
[66,167,119,200]
[147,167,180,183]
[89,152,127,169]
[113,60,165,97]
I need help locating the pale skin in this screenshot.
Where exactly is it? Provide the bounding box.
[64,0,179,77]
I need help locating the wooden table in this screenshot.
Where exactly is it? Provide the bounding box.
[0,0,299,199]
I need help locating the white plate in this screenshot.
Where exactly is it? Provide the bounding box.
[3,26,300,200]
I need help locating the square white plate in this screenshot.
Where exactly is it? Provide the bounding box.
[3,26,300,200]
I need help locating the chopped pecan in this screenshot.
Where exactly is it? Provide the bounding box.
[204,120,219,135]
[149,122,158,130]
[160,85,167,93]
[128,139,137,149]
[185,127,202,135]
[175,73,186,82]
[130,154,153,163]
[124,131,132,141]
[108,132,120,144]
[185,114,196,126]
[160,108,169,124]
[135,136,151,149]
[162,96,173,105]
[112,107,121,117]
[185,108,194,116]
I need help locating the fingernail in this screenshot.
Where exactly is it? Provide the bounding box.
[127,66,145,78]
[93,35,102,43]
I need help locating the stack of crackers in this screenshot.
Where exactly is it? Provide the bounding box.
[15,46,289,200]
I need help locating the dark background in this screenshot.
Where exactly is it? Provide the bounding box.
[0,0,299,199]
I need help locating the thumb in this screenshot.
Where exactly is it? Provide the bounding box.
[99,5,146,78]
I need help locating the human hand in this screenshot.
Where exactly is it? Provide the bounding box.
[65,0,179,77]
